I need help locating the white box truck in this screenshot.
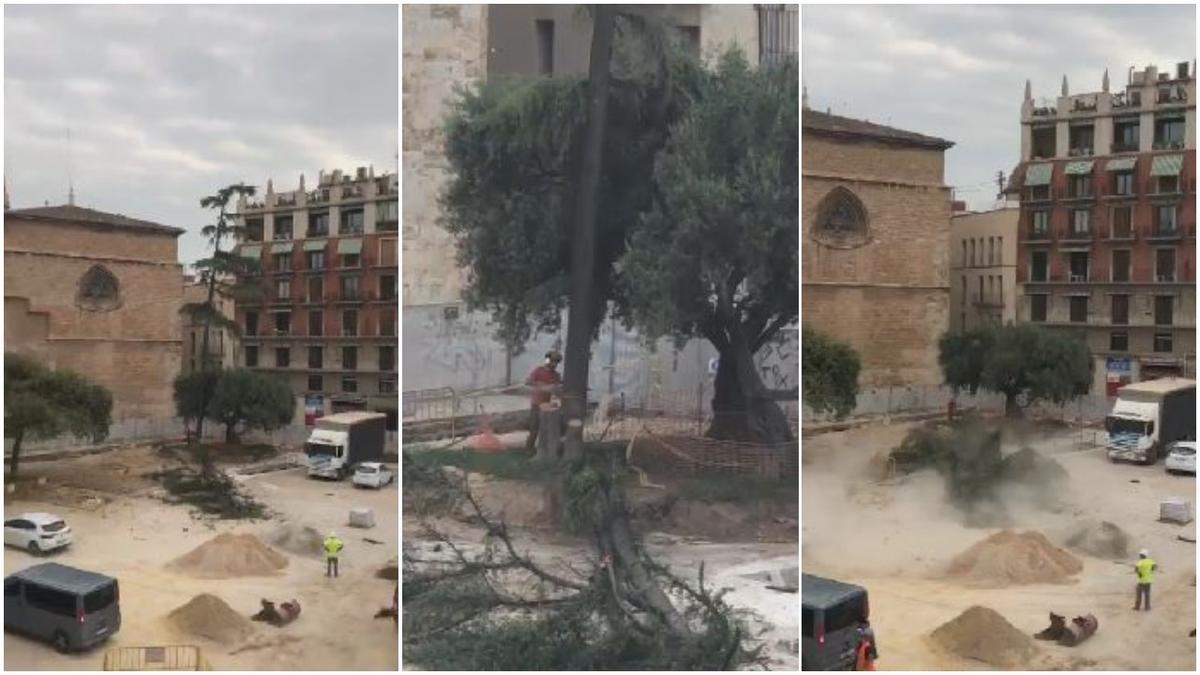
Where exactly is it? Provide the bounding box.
[305,412,387,480]
[1105,378,1196,465]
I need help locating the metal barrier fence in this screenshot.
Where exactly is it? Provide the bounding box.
[102,645,212,671]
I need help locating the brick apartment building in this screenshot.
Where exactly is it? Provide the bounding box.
[1011,63,1196,394]
[801,107,954,387]
[234,167,398,427]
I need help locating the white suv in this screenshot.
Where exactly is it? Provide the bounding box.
[4,513,73,554]
[352,462,394,489]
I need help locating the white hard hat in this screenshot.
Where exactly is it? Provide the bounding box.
[1139,548,1149,557]
[329,531,337,539]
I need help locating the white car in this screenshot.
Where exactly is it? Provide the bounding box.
[352,462,394,489]
[1165,441,1197,475]
[4,513,73,554]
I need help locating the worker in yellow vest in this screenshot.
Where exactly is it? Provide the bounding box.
[324,532,344,578]
[1133,549,1156,611]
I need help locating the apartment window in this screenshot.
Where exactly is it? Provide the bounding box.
[379,377,397,395]
[274,252,292,273]
[1113,172,1134,196]
[1113,119,1139,151]
[961,241,968,266]
[1154,115,1186,146]
[245,345,259,367]
[676,25,701,59]
[535,19,554,75]
[1156,248,1176,281]
[1031,211,1049,237]
[1031,250,1048,282]
[1157,175,1180,194]
[379,346,395,372]
[308,346,323,369]
[376,201,398,231]
[1027,184,1050,201]
[1111,294,1129,324]
[1070,209,1090,236]
[1069,124,1094,154]
[1068,252,1090,281]
[273,215,293,240]
[1112,250,1131,282]
[341,376,358,393]
[1030,294,1048,322]
[380,309,396,337]
[1155,295,1174,326]
[1031,126,1056,159]
[307,250,326,270]
[308,309,323,336]
[276,278,291,301]
[1069,175,1092,198]
[274,312,290,335]
[997,237,1003,264]
[1154,333,1174,353]
[245,311,259,337]
[340,253,361,268]
[1112,206,1132,238]
[308,374,323,392]
[340,209,364,235]
[340,276,360,300]
[1110,332,1129,351]
[1069,296,1088,323]
[969,240,976,267]
[244,218,264,242]
[988,237,995,265]
[342,346,358,370]
[308,211,329,237]
[308,277,323,302]
[1156,205,1178,233]
[342,309,358,337]
[275,347,290,369]
[379,274,396,301]
[379,238,398,267]
[978,276,984,303]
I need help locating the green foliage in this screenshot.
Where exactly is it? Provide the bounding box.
[206,369,293,439]
[801,326,861,419]
[939,324,1091,412]
[173,370,220,424]
[4,353,113,480]
[151,465,267,520]
[563,463,608,534]
[407,448,556,483]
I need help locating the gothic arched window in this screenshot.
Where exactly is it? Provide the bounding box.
[812,186,869,248]
[76,265,121,311]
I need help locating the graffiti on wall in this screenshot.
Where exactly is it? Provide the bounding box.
[755,328,798,392]
[418,309,497,390]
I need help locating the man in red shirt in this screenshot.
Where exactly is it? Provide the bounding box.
[525,350,563,454]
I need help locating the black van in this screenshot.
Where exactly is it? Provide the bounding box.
[802,573,870,671]
[4,563,121,653]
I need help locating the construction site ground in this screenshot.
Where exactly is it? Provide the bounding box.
[403,441,800,670]
[3,445,398,671]
[803,421,1197,671]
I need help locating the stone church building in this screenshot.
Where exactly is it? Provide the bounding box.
[4,203,184,420]
[802,107,954,387]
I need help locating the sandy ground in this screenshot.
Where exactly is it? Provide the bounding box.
[4,461,398,671]
[803,421,1197,671]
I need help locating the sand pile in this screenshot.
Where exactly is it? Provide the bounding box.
[167,533,289,578]
[930,605,1037,668]
[1058,519,1130,559]
[947,530,1082,586]
[265,523,325,558]
[167,593,255,645]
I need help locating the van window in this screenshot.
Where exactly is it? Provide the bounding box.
[25,585,76,617]
[5,580,19,598]
[824,594,866,633]
[84,583,117,613]
[802,607,815,638]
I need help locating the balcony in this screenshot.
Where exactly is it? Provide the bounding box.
[1031,106,1057,117]
[1152,140,1187,150]
[340,185,365,201]
[1156,87,1188,105]
[972,295,1005,309]
[333,291,371,304]
[275,193,297,207]
[1111,142,1139,153]
[1068,147,1094,157]
[1071,97,1098,113]
[1147,225,1183,242]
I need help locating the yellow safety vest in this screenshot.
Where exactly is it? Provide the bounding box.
[1136,558,1155,584]
[324,537,344,559]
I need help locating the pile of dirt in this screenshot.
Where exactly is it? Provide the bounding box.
[947,530,1082,586]
[167,593,255,645]
[265,523,324,558]
[1002,447,1068,484]
[930,605,1038,668]
[166,533,289,578]
[1058,519,1130,559]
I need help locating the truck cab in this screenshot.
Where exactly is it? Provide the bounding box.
[305,429,351,479]
[305,411,386,480]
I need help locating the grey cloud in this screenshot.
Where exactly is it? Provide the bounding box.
[4,4,398,264]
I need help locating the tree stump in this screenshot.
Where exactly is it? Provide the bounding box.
[535,405,563,462]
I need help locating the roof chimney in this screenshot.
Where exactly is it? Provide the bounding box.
[1102,68,1109,93]
[1061,74,1069,96]
[1024,79,1032,102]
[266,178,274,195]
[299,173,305,191]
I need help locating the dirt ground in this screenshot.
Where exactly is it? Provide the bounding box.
[803,421,1197,671]
[4,447,398,671]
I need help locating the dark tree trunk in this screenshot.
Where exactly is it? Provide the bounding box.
[561,5,616,462]
[1004,393,1022,418]
[224,423,237,444]
[8,432,23,483]
[707,348,793,445]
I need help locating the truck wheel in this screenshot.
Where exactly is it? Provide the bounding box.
[52,631,70,654]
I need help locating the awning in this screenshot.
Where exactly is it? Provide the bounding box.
[1064,160,1094,175]
[337,238,363,255]
[1150,154,1184,177]
[271,242,294,254]
[1105,157,1137,172]
[303,240,327,252]
[1024,163,1053,186]
[238,245,262,259]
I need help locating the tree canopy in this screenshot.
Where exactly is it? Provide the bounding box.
[205,369,294,443]
[800,326,861,420]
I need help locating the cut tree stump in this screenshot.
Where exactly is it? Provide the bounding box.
[535,405,563,462]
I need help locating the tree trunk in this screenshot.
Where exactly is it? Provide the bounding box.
[195,217,226,446]
[535,406,562,462]
[1004,393,1022,418]
[8,432,23,483]
[224,422,237,444]
[707,347,793,444]
[561,5,616,463]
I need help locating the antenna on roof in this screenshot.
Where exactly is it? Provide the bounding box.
[66,128,75,206]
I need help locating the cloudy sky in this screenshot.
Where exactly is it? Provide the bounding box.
[4,4,398,265]
[802,4,1196,209]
